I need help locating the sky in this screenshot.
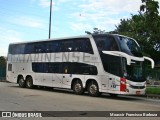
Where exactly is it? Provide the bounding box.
[0,0,160,56]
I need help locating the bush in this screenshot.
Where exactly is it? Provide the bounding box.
[146,87,160,95]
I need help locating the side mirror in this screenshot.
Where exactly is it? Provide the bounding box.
[144,56,155,69]
[102,51,155,69]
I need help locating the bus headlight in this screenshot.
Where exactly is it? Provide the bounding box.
[126,83,130,86]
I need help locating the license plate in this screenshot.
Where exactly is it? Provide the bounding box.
[136,91,141,95]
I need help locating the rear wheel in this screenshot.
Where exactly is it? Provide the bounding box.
[26,77,34,89]
[18,76,26,88]
[87,81,101,97]
[73,80,84,95]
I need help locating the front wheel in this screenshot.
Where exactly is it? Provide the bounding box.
[73,80,84,95]
[26,77,34,89]
[87,81,101,97]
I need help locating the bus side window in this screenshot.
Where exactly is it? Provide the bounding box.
[10,44,30,54]
[34,42,46,53]
[48,63,54,73]
[46,41,59,53]
[25,43,34,54]
[94,36,118,51]
[62,63,71,74]
[52,63,62,73]
[32,63,44,73]
[109,38,118,51]
[43,63,49,73]
[46,42,52,52]
[73,40,81,52]
[71,63,98,75]
[97,40,105,51]
[83,39,92,54]
[8,64,12,71]
[74,38,93,54]
[61,40,74,52]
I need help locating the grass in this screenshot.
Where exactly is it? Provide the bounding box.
[146,87,160,95]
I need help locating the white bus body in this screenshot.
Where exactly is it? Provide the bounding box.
[6,34,154,96]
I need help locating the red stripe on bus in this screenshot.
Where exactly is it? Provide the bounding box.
[120,78,126,92]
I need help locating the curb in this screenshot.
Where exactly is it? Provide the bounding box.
[0,80,10,83]
[146,94,160,99]
[1,81,160,99]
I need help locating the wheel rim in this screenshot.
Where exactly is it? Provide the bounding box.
[19,78,24,86]
[75,83,82,92]
[27,80,32,87]
[89,84,97,95]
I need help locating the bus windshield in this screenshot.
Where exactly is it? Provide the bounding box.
[123,59,146,82]
[118,36,143,57]
[93,34,146,80]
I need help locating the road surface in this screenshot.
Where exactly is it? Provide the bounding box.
[0,82,160,120]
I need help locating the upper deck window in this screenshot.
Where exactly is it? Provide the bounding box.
[9,38,94,54]
[93,35,119,51]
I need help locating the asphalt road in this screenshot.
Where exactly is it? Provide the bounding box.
[0,82,160,120]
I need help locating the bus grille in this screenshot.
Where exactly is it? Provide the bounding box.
[129,85,145,89]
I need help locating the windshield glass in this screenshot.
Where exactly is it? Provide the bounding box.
[93,35,145,79]
[123,59,145,82]
[118,36,143,57]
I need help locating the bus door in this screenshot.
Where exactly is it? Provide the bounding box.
[7,63,17,83]
[62,63,72,89]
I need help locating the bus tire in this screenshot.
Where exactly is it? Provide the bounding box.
[26,77,34,89]
[87,81,101,97]
[18,76,26,88]
[73,80,84,95]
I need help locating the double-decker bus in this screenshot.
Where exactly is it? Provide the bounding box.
[6,34,154,96]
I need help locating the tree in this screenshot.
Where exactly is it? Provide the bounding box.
[140,0,160,51]
[85,28,106,35]
[0,56,6,78]
[116,0,160,63]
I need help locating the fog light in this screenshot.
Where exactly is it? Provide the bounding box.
[126,83,130,86]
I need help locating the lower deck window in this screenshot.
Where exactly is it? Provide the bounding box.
[32,62,98,75]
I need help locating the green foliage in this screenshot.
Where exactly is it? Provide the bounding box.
[85,28,106,35]
[0,56,6,67]
[85,28,117,35]
[0,56,6,78]
[115,0,160,62]
[146,87,160,95]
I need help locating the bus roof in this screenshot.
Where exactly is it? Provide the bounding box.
[9,33,131,45]
[9,35,94,45]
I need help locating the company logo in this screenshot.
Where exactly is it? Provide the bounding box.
[2,112,11,117]
[1,112,42,118]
